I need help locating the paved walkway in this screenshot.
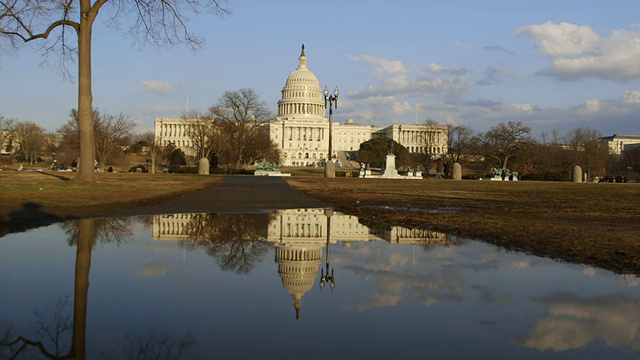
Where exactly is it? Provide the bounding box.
[120,175,329,215]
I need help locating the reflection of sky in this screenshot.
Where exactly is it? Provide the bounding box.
[1,217,640,359]
[512,294,640,352]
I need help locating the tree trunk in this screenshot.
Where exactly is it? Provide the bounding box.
[71,219,94,359]
[74,11,96,182]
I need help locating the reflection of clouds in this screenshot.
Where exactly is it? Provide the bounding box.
[472,285,512,304]
[138,261,171,277]
[512,294,640,352]
[619,274,640,287]
[510,260,531,269]
[343,264,466,311]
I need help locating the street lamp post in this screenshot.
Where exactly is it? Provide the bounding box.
[319,209,335,291]
[324,85,339,177]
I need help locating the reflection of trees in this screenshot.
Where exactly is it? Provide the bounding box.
[60,218,134,247]
[1,219,195,359]
[134,215,155,229]
[181,213,273,274]
[420,234,468,253]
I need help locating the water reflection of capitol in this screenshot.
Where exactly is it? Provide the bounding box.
[152,209,449,318]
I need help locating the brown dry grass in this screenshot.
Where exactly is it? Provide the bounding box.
[286,177,640,274]
[0,170,223,211]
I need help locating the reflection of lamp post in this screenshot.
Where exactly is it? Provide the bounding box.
[320,209,335,291]
[323,86,339,178]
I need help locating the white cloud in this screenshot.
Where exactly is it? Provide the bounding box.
[516,21,600,56]
[584,98,601,113]
[516,22,640,81]
[505,103,535,112]
[347,55,469,101]
[453,40,472,48]
[141,80,175,95]
[622,90,640,103]
[346,54,407,75]
[427,63,470,76]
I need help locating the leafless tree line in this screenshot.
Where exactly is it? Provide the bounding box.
[416,119,616,180]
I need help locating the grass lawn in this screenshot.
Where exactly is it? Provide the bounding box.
[0,170,223,212]
[285,177,640,275]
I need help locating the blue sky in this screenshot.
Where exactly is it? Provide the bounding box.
[2,0,640,138]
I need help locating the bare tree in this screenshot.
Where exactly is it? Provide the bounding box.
[473,121,532,170]
[188,116,232,163]
[63,109,135,170]
[14,121,46,165]
[0,115,16,153]
[446,123,474,165]
[137,131,163,174]
[564,127,609,181]
[207,88,275,169]
[1,0,231,182]
[93,111,135,171]
[418,119,445,172]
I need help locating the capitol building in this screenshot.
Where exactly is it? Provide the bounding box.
[154,45,448,167]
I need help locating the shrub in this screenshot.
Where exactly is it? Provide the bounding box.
[521,172,570,181]
[174,166,198,174]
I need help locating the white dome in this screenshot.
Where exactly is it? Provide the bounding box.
[278,45,326,118]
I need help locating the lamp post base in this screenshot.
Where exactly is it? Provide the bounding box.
[325,160,335,178]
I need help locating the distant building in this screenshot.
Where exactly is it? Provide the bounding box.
[600,134,640,155]
[154,45,448,165]
[372,124,447,156]
[0,130,15,155]
[154,117,200,157]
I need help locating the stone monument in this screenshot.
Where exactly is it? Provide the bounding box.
[452,162,462,180]
[380,139,401,178]
[198,158,210,175]
[572,165,582,183]
[380,154,401,178]
[255,160,290,176]
[325,159,335,178]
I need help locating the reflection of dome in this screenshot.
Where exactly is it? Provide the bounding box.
[278,44,326,118]
[275,245,322,320]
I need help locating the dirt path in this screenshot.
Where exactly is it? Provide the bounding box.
[1,176,328,235]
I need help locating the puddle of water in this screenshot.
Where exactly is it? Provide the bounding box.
[1,209,639,359]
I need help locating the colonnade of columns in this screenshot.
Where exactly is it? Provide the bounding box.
[158,122,193,138]
[286,126,326,142]
[398,128,446,154]
[279,102,324,116]
[283,222,324,238]
[275,247,323,262]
